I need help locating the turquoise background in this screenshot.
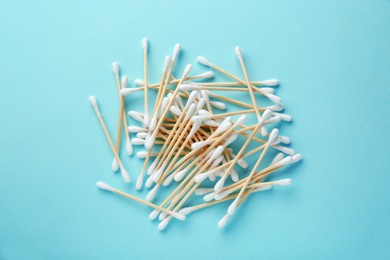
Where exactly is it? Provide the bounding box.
[1,0,389,259]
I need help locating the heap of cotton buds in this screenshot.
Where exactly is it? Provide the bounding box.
[89,38,302,231]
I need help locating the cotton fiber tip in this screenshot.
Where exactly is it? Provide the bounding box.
[182,64,192,78]
[197,56,213,67]
[234,114,247,127]
[191,140,209,151]
[268,128,279,145]
[120,88,139,96]
[170,105,181,116]
[159,212,168,221]
[188,121,202,139]
[175,95,184,108]
[119,165,131,183]
[292,153,302,163]
[89,96,100,115]
[271,153,284,165]
[187,90,199,107]
[185,104,197,120]
[112,157,119,172]
[234,46,244,63]
[200,90,209,102]
[260,126,268,137]
[214,175,227,192]
[128,126,147,133]
[131,138,145,145]
[194,173,209,183]
[210,101,227,110]
[134,79,144,87]
[161,97,170,112]
[259,87,275,94]
[134,175,143,190]
[126,139,133,155]
[268,104,284,112]
[136,151,147,159]
[162,173,174,186]
[96,181,114,192]
[218,214,229,228]
[224,134,238,147]
[198,109,210,115]
[149,115,157,132]
[146,185,159,201]
[179,207,195,215]
[145,175,155,188]
[195,188,212,196]
[191,115,210,124]
[128,111,144,122]
[209,173,216,182]
[174,168,189,182]
[158,218,170,231]
[153,163,166,182]
[262,79,279,86]
[211,145,225,161]
[237,158,248,169]
[149,209,160,220]
[274,178,292,186]
[267,93,282,104]
[227,199,238,215]
[162,55,171,72]
[180,84,199,91]
[276,145,296,156]
[254,185,272,192]
[143,113,150,128]
[111,62,119,76]
[120,76,128,89]
[198,71,214,78]
[148,160,158,175]
[142,37,148,52]
[172,43,181,60]
[278,135,291,144]
[144,133,156,149]
[273,156,293,168]
[265,116,282,125]
[203,192,215,202]
[205,119,220,127]
[214,117,232,135]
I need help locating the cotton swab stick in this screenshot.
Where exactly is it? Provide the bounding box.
[89,96,130,183]
[96,182,185,221]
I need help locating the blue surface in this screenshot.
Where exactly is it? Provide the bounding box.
[1,0,389,259]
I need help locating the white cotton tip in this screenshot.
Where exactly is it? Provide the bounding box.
[212,155,225,167]
[210,101,227,110]
[148,160,158,175]
[134,79,144,87]
[121,76,128,89]
[119,165,131,183]
[254,185,272,192]
[276,113,292,122]
[179,84,199,91]
[186,90,199,107]
[172,43,181,60]
[292,153,302,163]
[264,116,282,125]
[112,62,119,76]
[271,153,284,165]
[275,145,296,156]
[185,103,197,120]
[209,173,216,182]
[213,117,232,135]
[268,128,279,145]
[198,71,214,78]
[211,146,225,161]
[174,168,188,182]
[266,93,282,104]
[277,135,290,144]
[195,188,212,196]
[143,113,150,128]
[234,114,247,127]
[218,214,229,228]
[188,121,202,139]
[261,79,279,86]
[162,55,171,72]
[136,132,147,139]
[153,163,166,182]
[234,46,244,63]
[135,175,143,190]
[214,175,227,192]
[128,126,147,134]
[259,87,275,94]
[161,97,169,112]
[175,95,184,108]
[126,139,133,155]
[89,96,100,115]
[137,151,147,159]
[96,181,114,192]
[149,115,157,132]
[112,157,119,172]
[194,173,209,183]
[149,209,160,220]
[191,115,210,124]
[179,207,194,215]
[142,37,148,52]
[197,56,213,67]
[144,133,156,149]
[128,111,144,122]
[162,173,175,186]
[261,126,268,136]
[203,192,215,202]
[200,90,209,102]
[120,88,139,96]
[273,178,292,186]
[231,169,239,182]
[182,64,192,79]
[227,199,238,215]
[145,175,155,188]
[172,212,186,221]
[205,119,220,127]
[146,185,159,201]
[259,109,272,124]
[237,158,248,169]
[273,156,293,168]
[131,138,145,145]
[159,212,168,221]
[191,140,209,151]
[224,134,238,147]
[198,109,210,115]
[158,218,170,231]
[215,189,231,201]
[268,104,284,112]
[170,105,181,116]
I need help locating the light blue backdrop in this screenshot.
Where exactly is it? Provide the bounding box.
[1,0,389,259]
